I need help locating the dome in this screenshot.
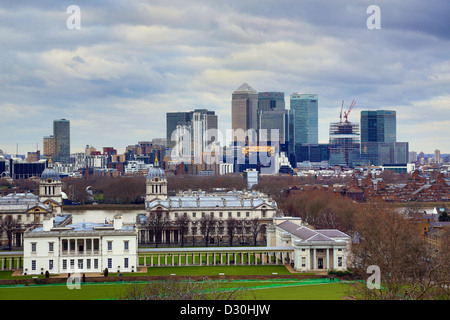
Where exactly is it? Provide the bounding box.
[40,168,61,181]
[147,167,166,180]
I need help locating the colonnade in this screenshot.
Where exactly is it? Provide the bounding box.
[138,248,294,267]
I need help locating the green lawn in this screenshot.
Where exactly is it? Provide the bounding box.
[0,280,352,300]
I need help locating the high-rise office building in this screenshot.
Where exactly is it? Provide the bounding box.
[360,110,407,165]
[257,92,289,153]
[166,112,191,149]
[52,119,70,164]
[43,135,55,161]
[231,83,258,143]
[290,94,318,161]
[166,109,218,163]
[361,110,396,144]
[290,94,318,145]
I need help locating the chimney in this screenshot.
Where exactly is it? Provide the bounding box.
[113,215,123,230]
[43,216,54,232]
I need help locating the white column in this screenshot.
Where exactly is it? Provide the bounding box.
[333,248,337,270]
[326,248,330,270]
[313,248,316,270]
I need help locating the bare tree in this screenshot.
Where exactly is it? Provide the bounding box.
[350,200,449,300]
[0,215,19,250]
[249,217,262,246]
[199,214,217,247]
[146,209,171,248]
[175,214,191,247]
[116,277,250,300]
[226,217,238,246]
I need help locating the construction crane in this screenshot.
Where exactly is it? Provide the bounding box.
[343,100,356,123]
[339,100,344,123]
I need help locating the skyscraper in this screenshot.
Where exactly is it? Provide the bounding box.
[290,94,318,159]
[361,110,396,144]
[257,92,289,153]
[360,110,408,165]
[166,109,218,163]
[53,119,70,164]
[231,83,258,143]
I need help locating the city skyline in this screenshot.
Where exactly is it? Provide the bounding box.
[1,1,450,155]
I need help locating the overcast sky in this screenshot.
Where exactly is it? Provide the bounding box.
[1,0,449,155]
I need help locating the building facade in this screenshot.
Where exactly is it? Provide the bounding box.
[232,83,259,142]
[267,217,351,272]
[23,214,138,275]
[290,94,319,146]
[141,167,277,245]
[53,119,70,164]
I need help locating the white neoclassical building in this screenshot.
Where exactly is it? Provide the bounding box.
[23,214,138,275]
[267,217,351,272]
[141,167,278,245]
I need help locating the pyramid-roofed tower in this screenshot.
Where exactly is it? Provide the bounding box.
[234,82,257,93]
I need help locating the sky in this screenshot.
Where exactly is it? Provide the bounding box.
[1,0,450,155]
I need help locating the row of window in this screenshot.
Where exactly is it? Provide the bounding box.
[172,211,267,218]
[31,240,130,253]
[30,258,131,271]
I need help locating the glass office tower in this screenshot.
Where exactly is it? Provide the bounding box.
[290,94,318,145]
[290,94,318,161]
[53,119,70,164]
[360,110,398,165]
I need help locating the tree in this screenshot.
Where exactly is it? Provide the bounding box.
[116,277,249,300]
[199,214,217,247]
[0,215,19,250]
[350,200,449,300]
[146,209,171,248]
[226,217,238,246]
[249,217,262,246]
[175,214,191,247]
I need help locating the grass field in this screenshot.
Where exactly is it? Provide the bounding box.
[0,265,353,300]
[0,280,352,300]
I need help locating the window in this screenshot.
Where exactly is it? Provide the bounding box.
[78,259,83,270]
[219,212,223,218]
[202,212,205,217]
[62,259,67,270]
[246,212,249,217]
[184,212,187,217]
[338,257,343,267]
[174,212,178,218]
[301,257,306,267]
[70,259,75,270]
[87,259,91,270]
[31,243,37,253]
[31,260,36,271]
[49,260,53,270]
[192,212,196,218]
[49,242,54,252]
[107,241,112,251]
[124,241,129,251]
[108,258,112,269]
[17,215,22,222]
[124,258,129,269]
[237,212,241,218]
[94,259,99,269]
[228,212,232,218]
[210,212,214,217]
